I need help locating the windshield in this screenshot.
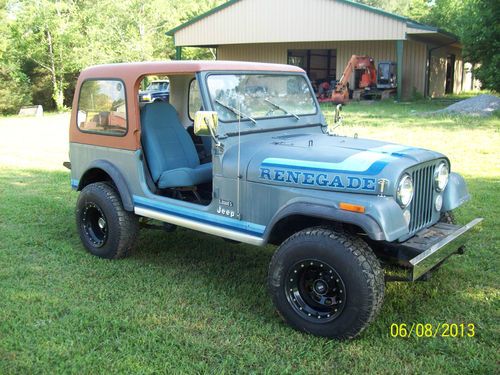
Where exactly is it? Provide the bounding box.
[146,82,169,91]
[206,74,317,122]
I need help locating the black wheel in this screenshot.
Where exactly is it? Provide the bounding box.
[440,211,456,224]
[268,227,384,339]
[76,182,139,259]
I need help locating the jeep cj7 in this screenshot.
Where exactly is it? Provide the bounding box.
[68,61,482,339]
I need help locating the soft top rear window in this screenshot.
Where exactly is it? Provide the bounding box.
[77,79,127,136]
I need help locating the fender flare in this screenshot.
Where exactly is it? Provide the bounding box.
[443,172,470,212]
[263,202,386,243]
[78,160,134,211]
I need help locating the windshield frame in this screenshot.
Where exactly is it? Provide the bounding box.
[203,71,319,124]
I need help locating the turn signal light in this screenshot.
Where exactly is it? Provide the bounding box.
[339,202,365,213]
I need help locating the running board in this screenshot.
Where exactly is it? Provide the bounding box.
[134,206,265,246]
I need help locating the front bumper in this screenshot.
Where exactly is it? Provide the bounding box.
[407,218,483,280]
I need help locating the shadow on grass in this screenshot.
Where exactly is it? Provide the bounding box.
[1,168,497,323]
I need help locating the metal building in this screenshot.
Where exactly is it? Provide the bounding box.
[167,0,465,99]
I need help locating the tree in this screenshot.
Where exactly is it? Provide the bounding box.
[0,0,31,114]
[354,0,431,21]
[9,0,83,111]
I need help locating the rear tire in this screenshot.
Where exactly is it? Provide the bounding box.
[268,227,384,339]
[76,182,139,259]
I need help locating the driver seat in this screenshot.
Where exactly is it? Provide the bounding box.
[141,102,212,189]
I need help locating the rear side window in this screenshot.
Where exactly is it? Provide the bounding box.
[188,79,202,120]
[77,80,127,136]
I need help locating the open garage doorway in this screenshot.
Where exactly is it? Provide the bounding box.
[287,49,337,92]
[445,54,456,94]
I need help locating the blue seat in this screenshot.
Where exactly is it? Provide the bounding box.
[141,102,212,189]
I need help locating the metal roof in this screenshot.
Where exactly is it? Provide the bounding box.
[166,0,459,42]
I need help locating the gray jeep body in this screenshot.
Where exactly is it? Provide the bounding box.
[69,61,480,283]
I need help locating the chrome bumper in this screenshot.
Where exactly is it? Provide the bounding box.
[409,218,483,281]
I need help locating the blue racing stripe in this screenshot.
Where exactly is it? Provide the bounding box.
[133,195,266,237]
[261,159,390,176]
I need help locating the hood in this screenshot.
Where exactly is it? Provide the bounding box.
[221,132,445,195]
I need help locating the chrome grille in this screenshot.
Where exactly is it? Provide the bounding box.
[407,162,437,235]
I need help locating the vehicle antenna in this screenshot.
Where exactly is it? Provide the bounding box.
[236,99,242,220]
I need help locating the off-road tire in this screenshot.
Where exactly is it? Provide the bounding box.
[268,227,384,339]
[76,182,139,259]
[440,211,456,224]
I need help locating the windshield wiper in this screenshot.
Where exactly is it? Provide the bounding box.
[264,98,300,120]
[215,99,257,125]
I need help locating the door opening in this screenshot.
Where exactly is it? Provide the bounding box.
[445,54,455,94]
[288,49,337,95]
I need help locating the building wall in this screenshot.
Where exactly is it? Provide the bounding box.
[175,0,407,47]
[462,63,481,91]
[428,46,463,97]
[218,40,429,98]
[402,40,427,98]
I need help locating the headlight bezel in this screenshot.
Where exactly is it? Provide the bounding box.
[434,162,449,192]
[397,173,414,208]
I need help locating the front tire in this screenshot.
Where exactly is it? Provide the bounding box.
[268,227,384,339]
[76,182,139,259]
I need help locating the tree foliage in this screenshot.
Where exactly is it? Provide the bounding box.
[0,0,31,114]
[1,0,224,113]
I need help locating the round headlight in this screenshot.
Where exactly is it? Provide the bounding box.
[397,174,414,208]
[435,162,449,191]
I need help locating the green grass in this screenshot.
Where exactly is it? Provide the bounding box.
[1,101,499,373]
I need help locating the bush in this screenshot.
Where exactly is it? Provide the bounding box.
[474,55,500,92]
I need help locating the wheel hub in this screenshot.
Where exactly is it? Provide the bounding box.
[285,259,346,322]
[313,279,328,295]
[98,217,106,229]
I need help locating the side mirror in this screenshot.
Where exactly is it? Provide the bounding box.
[194,111,219,138]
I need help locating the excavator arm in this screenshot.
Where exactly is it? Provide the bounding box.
[332,55,377,104]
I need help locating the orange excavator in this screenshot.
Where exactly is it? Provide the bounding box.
[330,55,397,104]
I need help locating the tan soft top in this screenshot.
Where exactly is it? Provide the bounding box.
[71,60,305,150]
[79,60,304,81]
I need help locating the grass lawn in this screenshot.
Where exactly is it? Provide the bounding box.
[0,102,498,373]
